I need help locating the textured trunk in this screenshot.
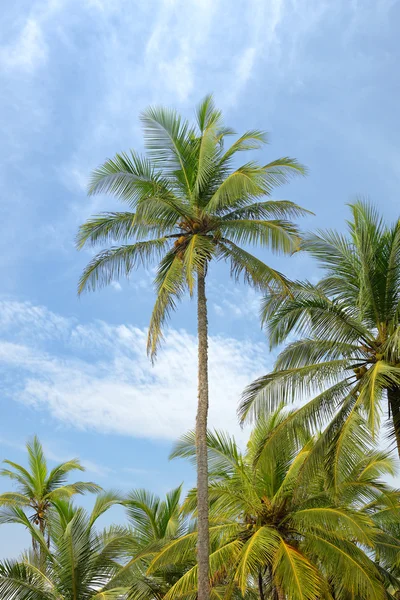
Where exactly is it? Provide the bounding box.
[258,572,265,600]
[276,588,285,600]
[39,516,46,568]
[388,387,400,456]
[196,268,210,600]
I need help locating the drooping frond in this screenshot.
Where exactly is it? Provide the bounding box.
[218,240,291,293]
[147,250,187,359]
[222,200,312,221]
[46,459,84,490]
[182,235,215,294]
[219,130,268,164]
[273,540,322,600]
[220,219,299,254]
[78,238,170,294]
[170,429,241,477]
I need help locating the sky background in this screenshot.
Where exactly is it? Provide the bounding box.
[0,0,399,557]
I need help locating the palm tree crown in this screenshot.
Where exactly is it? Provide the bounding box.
[115,487,194,600]
[0,436,101,547]
[240,201,400,457]
[0,494,129,600]
[157,410,400,600]
[76,94,307,357]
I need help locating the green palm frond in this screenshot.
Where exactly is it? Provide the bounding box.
[220,219,299,253]
[1,461,35,491]
[218,240,291,293]
[235,527,281,592]
[222,199,312,221]
[305,533,385,599]
[219,130,268,164]
[78,238,170,294]
[170,429,241,477]
[147,250,186,359]
[273,540,322,600]
[205,163,271,214]
[183,235,215,294]
[45,481,102,501]
[76,212,146,248]
[240,361,351,421]
[46,459,84,489]
[0,493,30,507]
[140,106,195,195]
[26,437,47,497]
[89,491,124,526]
[0,560,55,600]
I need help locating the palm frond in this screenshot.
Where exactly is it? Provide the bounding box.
[273,540,322,600]
[147,251,187,359]
[78,238,169,294]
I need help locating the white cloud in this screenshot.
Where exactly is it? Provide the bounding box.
[237,47,257,84]
[144,0,218,102]
[0,19,48,73]
[210,285,262,321]
[80,459,112,477]
[110,281,122,292]
[0,300,271,443]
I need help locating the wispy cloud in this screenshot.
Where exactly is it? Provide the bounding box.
[210,284,262,321]
[0,19,47,73]
[1,0,394,271]
[0,300,271,442]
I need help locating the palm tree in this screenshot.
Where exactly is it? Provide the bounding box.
[153,409,400,599]
[114,486,195,600]
[0,493,129,600]
[240,201,400,457]
[0,436,101,550]
[76,95,308,600]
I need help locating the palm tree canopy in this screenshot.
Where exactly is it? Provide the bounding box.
[110,487,195,600]
[125,485,188,546]
[240,201,400,455]
[0,436,101,527]
[0,494,129,600]
[158,409,400,600]
[77,95,308,357]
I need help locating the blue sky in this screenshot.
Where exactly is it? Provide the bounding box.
[0,0,399,556]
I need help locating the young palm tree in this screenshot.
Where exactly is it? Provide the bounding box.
[154,409,400,599]
[0,493,129,600]
[240,201,400,457]
[0,436,101,549]
[114,486,195,600]
[76,95,307,600]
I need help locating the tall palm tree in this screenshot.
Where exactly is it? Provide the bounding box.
[0,493,129,600]
[153,409,400,599]
[240,201,400,457]
[0,436,101,550]
[76,95,307,600]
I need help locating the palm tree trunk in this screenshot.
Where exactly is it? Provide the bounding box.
[39,517,46,568]
[258,572,265,600]
[196,267,210,600]
[276,588,285,600]
[388,387,400,456]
